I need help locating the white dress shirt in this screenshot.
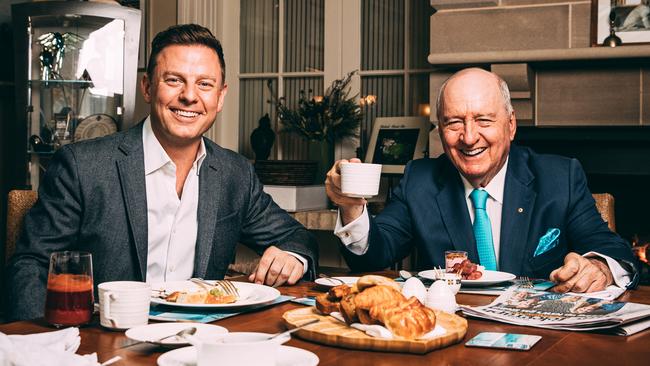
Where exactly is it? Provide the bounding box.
[334,158,631,287]
[143,118,308,282]
[143,117,204,283]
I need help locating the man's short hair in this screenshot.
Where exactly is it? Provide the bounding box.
[435,69,513,123]
[147,23,226,87]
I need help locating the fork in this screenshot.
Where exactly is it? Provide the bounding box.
[191,277,240,297]
[515,276,534,288]
[317,273,344,285]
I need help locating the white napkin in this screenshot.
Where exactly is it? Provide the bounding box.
[0,327,100,366]
[329,312,446,340]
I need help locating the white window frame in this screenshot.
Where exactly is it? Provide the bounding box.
[216,0,428,160]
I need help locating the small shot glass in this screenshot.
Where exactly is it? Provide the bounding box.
[445,250,468,273]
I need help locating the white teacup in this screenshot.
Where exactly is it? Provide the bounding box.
[187,332,290,366]
[98,281,150,330]
[340,162,382,198]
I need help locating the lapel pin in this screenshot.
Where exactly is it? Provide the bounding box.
[517,208,524,213]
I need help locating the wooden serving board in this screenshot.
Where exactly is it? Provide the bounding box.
[283,307,468,354]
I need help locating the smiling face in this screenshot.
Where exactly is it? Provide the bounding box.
[141,44,228,149]
[438,70,516,188]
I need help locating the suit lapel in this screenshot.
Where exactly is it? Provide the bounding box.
[435,159,478,262]
[116,124,148,280]
[193,142,224,278]
[499,146,536,275]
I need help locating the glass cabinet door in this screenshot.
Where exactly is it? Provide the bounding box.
[28,15,123,153]
[12,1,140,190]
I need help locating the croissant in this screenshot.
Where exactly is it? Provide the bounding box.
[354,285,405,310]
[356,275,402,292]
[375,297,437,339]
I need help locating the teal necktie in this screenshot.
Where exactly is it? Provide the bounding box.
[470,189,497,271]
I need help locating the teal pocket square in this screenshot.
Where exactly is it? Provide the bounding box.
[533,228,560,257]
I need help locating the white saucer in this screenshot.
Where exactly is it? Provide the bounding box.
[125,323,227,347]
[157,345,319,366]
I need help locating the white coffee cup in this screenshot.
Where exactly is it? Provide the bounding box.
[340,162,382,198]
[187,332,290,366]
[98,281,151,330]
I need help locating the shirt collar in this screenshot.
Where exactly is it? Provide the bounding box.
[460,156,509,205]
[142,116,207,175]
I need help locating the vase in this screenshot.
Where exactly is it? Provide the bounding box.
[308,140,334,185]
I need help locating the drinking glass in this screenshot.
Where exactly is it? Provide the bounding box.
[44,251,94,327]
[445,250,468,273]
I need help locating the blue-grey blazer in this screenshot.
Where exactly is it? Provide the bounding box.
[7,122,318,321]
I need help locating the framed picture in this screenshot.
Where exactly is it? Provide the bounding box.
[364,116,431,174]
[591,0,650,46]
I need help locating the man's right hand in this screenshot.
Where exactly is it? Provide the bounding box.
[325,158,366,225]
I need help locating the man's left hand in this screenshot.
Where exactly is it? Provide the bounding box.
[248,246,304,287]
[549,252,614,293]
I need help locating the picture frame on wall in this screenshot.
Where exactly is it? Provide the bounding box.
[591,0,650,46]
[364,116,431,174]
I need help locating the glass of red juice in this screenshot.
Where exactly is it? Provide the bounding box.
[44,251,94,327]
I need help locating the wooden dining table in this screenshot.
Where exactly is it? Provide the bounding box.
[1,275,649,366]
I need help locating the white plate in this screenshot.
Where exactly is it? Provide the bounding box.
[314,276,359,288]
[418,269,516,286]
[151,281,280,309]
[157,345,319,366]
[125,323,228,347]
[74,114,117,141]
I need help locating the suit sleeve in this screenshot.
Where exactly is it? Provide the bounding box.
[237,162,318,280]
[565,159,639,287]
[341,162,416,271]
[6,146,83,320]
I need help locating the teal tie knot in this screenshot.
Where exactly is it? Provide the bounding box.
[470,189,489,210]
[469,188,497,271]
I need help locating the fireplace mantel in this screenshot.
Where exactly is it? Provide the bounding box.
[427,45,650,66]
[428,46,650,128]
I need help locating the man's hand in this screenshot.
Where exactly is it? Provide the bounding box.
[248,246,303,287]
[325,158,366,225]
[549,252,614,293]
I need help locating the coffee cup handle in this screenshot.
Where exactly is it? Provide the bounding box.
[102,291,118,327]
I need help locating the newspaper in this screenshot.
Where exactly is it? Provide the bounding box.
[460,287,650,335]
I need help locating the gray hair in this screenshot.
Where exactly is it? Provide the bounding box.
[435,70,513,123]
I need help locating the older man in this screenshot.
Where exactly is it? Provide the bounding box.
[8,24,317,321]
[326,68,637,293]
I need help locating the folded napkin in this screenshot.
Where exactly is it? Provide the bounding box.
[534,228,561,257]
[329,312,446,340]
[0,327,99,366]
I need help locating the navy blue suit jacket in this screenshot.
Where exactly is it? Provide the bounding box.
[342,145,638,285]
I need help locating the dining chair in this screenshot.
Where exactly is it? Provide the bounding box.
[5,189,38,264]
[592,193,616,232]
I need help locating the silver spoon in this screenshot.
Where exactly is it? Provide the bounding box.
[120,327,197,348]
[267,319,320,340]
